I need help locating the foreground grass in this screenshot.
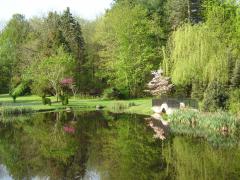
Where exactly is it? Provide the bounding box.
[0,94,152,115]
[168,109,240,145]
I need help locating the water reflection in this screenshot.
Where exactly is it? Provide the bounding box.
[0,165,12,180]
[0,111,240,179]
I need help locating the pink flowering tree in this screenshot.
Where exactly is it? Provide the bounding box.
[60,77,78,98]
[145,69,173,97]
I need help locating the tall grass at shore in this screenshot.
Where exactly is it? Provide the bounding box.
[0,106,34,116]
[168,109,240,146]
[169,110,239,136]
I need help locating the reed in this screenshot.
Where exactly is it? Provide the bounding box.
[0,106,34,116]
[169,109,238,136]
[110,102,128,113]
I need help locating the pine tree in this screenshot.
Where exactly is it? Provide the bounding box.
[60,7,86,90]
[166,0,202,29]
[40,12,69,56]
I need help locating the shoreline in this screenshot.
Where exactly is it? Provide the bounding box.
[0,94,153,116]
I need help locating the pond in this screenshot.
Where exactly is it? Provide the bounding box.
[0,111,240,180]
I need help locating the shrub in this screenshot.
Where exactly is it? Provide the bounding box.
[42,97,51,106]
[62,96,69,105]
[102,88,121,100]
[201,81,228,112]
[60,95,69,105]
[118,88,130,99]
[102,87,130,100]
[9,81,30,102]
[128,102,136,107]
[11,95,17,103]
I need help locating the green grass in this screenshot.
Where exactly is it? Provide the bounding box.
[0,94,152,115]
[0,106,34,115]
[168,109,239,137]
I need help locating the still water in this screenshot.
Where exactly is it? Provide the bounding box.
[0,111,240,180]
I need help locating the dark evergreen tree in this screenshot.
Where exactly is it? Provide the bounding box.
[40,12,69,57]
[166,0,203,29]
[202,81,228,112]
[60,8,86,90]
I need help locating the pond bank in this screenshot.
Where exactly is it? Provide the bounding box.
[167,109,240,146]
[1,94,239,144]
[0,94,152,116]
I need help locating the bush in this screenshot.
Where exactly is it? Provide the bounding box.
[128,102,136,107]
[42,97,51,106]
[102,87,130,100]
[102,88,120,100]
[9,81,30,103]
[62,96,69,105]
[60,95,69,105]
[228,89,240,115]
[201,81,228,112]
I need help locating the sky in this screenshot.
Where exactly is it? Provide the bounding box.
[0,0,113,29]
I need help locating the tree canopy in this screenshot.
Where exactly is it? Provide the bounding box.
[0,0,239,111]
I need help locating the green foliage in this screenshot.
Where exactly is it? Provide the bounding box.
[169,109,238,137]
[110,102,128,113]
[10,82,29,97]
[102,87,130,100]
[228,89,240,114]
[0,106,33,116]
[0,0,240,105]
[191,80,207,100]
[166,0,189,29]
[168,23,229,85]
[60,8,86,89]
[166,0,203,29]
[96,2,163,97]
[163,0,240,104]
[9,81,29,102]
[102,88,121,100]
[231,60,240,88]
[28,46,75,99]
[128,102,136,107]
[0,14,30,93]
[60,95,69,105]
[1,8,87,96]
[201,81,228,112]
[42,97,51,106]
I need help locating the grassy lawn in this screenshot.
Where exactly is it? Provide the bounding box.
[0,94,153,115]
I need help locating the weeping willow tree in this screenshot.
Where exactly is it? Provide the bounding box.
[165,23,229,86]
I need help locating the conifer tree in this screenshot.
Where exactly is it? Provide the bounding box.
[60,7,86,89]
[40,12,68,56]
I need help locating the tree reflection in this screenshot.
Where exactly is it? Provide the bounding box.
[0,111,240,179]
